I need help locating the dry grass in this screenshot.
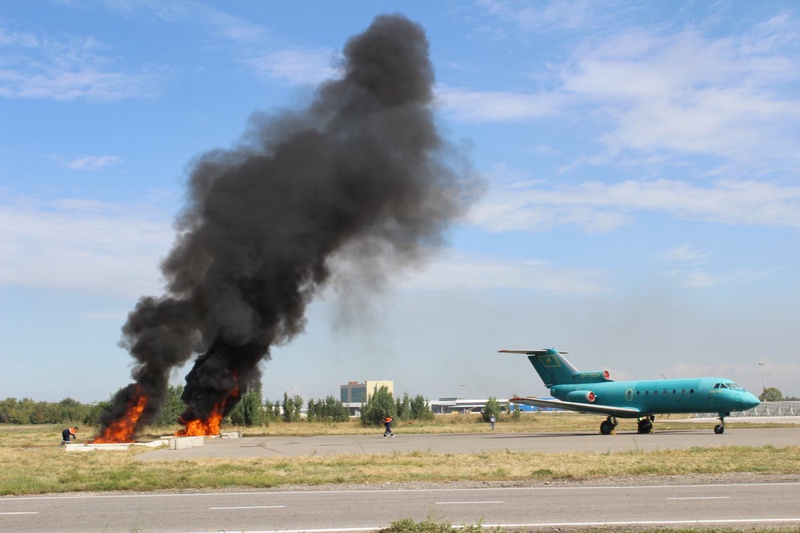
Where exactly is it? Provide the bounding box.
[136,412,797,439]
[2,420,799,496]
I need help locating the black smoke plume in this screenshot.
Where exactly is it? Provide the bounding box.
[98,14,481,435]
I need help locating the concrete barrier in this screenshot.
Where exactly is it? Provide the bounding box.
[64,439,167,452]
[65,443,131,452]
[168,436,204,450]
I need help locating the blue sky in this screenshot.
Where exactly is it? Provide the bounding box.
[2,1,799,405]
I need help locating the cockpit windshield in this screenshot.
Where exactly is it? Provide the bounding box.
[729,382,742,390]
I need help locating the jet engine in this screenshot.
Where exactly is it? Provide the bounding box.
[566,390,596,403]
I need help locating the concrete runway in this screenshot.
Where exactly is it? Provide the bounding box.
[3,479,800,532]
[136,427,800,461]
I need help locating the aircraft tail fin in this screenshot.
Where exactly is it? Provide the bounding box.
[499,348,612,388]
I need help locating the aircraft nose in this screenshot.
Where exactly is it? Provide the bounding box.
[740,392,760,410]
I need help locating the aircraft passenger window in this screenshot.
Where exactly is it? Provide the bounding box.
[690,389,694,393]
[682,389,686,394]
[663,389,667,394]
[645,391,649,395]
[654,390,657,395]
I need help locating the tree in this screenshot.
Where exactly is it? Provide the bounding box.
[360,386,395,426]
[306,399,317,422]
[263,399,279,423]
[481,397,502,422]
[150,385,185,427]
[759,387,783,402]
[396,393,412,420]
[229,386,266,427]
[282,393,303,422]
[307,396,349,423]
[409,394,434,420]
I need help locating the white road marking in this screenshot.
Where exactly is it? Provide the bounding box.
[209,505,285,510]
[435,500,503,505]
[0,512,38,515]
[667,496,732,500]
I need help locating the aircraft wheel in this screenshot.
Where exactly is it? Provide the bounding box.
[600,420,614,435]
[714,424,725,434]
[637,419,653,434]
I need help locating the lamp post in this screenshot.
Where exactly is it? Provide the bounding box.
[758,362,765,395]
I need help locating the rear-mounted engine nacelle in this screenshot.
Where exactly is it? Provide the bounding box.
[566,390,596,403]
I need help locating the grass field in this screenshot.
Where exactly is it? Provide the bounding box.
[1,414,798,497]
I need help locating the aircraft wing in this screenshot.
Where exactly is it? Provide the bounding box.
[510,396,642,417]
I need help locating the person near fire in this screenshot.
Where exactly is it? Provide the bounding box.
[61,427,78,445]
[383,415,394,438]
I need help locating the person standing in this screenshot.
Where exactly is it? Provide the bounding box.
[489,414,496,430]
[383,415,394,438]
[61,427,78,445]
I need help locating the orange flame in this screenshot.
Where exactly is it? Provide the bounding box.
[176,376,240,437]
[176,403,224,436]
[93,389,147,443]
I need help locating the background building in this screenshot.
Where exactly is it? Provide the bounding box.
[340,380,394,404]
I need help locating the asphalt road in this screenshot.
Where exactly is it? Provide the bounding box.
[135,427,800,461]
[2,481,800,532]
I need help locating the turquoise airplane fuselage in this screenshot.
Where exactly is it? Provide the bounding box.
[550,377,759,417]
[500,348,760,434]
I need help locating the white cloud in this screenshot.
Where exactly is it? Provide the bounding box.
[397,252,609,293]
[437,85,563,122]
[470,178,800,233]
[0,25,162,101]
[463,6,800,174]
[0,195,172,298]
[659,243,712,264]
[247,49,339,86]
[123,0,266,44]
[661,267,773,290]
[560,21,800,169]
[476,0,607,32]
[58,155,122,171]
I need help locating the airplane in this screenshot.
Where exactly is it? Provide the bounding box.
[500,348,760,435]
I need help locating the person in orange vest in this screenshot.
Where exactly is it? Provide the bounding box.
[61,427,78,445]
[383,415,394,438]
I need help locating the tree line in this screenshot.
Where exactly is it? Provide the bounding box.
[0,386,443,427]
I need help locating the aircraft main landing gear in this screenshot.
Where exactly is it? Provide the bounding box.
[714,412,729,434]
[637,416,654,434]
[600,416,618,435]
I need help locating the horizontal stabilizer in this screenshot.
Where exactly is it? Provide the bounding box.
[510,396,642,418]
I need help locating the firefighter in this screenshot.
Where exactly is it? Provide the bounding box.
[383,415,394,438]
[61,426,78,445]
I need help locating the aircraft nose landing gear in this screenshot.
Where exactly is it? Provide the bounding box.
[714,412,729,434]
